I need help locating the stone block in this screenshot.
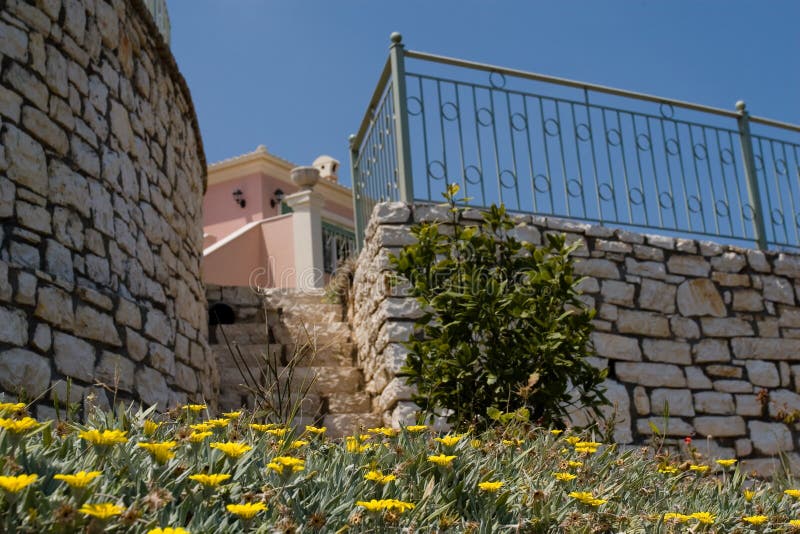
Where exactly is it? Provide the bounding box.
[174,362,198,393]
[685,367,712,389]
[0,348,51,397]
[763,275,795,305]
[625,257,665,279]
[639,279,676,313]
[75,305,121,346]
[769,389,800,419]
[676,279,725,317]
[746,249,771,272]
[149,342,175,376]
[693,339,730,363]
[35,285,74,330]
[591,332,640,361]
[694,392,734,414]
[636,417,693,437]
[4,125,48,192]
[732,290,763,312]
[701,318,753,337]
[0,306,28,346]
[53,331,96,383]
[135,366,169,409]
[373,202,411,224]
[575,259,619,280]
[736,395,764,417]
[670,317,700,339]
[713,380,753,393]
[617,310,670,337]
[693,416,745,438]
[710,252,746,273]
[745,360,779,387]
[749,421,793,455]
[650,388,694,416]
[642,339,690,364]
[775,253,800,279]
[615,362,685,387]
[668,255,710,277]
[600,280,634,306]
[633,386,649,415]
[732,338,800,360]
[94,351,134,391]
[706,365,742,379]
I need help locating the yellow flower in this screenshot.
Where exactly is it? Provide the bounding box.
[222,411,241,419]
[78,503,125,519]
[569,491,606,506]
[405,425,427,432]
[663,513,690,523]
[210,441,252,459]
[148,528,190,534]
[345,437,371,453]
[356,499,415,513]
[716,458,737,467]
[567,461,583,468]
[744,489,756,501]
[0,402,25,413]
[182,404,206,412]
[266,427,289,437]
[226,502,267,519]
[478,481,504,492]
[138,441,178,464]
[188,473,231,487]
[470,439,482,448]
[267,456,305,475]
[690,512,715,524]
[290,440,308,449]
[743,515,768,525]
[78,429,128,446]
[54,471,101,488]
[250,423,275,432]
[143,420,161,437]
[0,417,40,434]
[205,418,230,428]
[553,472,577,481]
[190,423,213,432]
[367,427,396,437]
[364,470,396,484]
[0,474,37,493]
[658,465,679,475]
[689,464,709,473]
[188,431,213,443]
[428,454,457,466]
[550,429,564,435]
[565,436,581,445]
[434,434,463,447]
[304,425,326,435]
[786,489,800,499]
[501,438,523,447]
[791,519,800,527]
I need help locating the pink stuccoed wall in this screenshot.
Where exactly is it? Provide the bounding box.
[202,215,295,288]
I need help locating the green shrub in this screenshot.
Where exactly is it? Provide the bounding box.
[391,184,607,429]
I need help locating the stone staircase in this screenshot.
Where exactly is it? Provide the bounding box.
[209,289,379,437]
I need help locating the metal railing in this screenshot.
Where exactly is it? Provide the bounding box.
[322,221,356,274]
[349,33,800,251]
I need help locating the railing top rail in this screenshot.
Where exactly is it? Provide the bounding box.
[351,58,392,148]
[404,49,800,134]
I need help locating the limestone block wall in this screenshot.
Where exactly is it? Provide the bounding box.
[0,0,214,416]
[351,201,800,471]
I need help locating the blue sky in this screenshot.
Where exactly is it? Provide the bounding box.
[170,1,800,187]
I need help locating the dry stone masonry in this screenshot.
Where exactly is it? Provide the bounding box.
[352,201,800,473]
[0,0,214,416]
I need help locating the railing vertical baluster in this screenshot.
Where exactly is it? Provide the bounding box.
[349,134,365,250]
[736,101,768,250]
[389,32,414,203]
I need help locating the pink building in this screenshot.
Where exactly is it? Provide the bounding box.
[202,145,355,289]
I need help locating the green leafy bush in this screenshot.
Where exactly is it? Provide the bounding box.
[391,184,607,429]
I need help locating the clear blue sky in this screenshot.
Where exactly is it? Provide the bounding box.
[170,1,800,187]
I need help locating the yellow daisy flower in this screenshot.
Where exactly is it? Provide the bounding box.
[434,434,463,447]
[53,471,101,488]
[210,441,252,459]
[78,503,125,519]
[148,528,190,534]
[367,427,396,437]
[188,431,213,443]
[143,420,161,437]
[405,425,427,432]
[690,512,715,524]
[304,425,326,435]
[188,473,231,487]
[716,458,737,467]
[137,441,178,464]
[744,489,755,501]
[226,502,267,519]
[742,515,768,525]
[356,499,415,513]
[222,411,241,419]
[364,470,396,484]
[182,404,206,412]
[0,402,26,413]
[0,474,37,493]
[689,464,709,473]
[786,489,800,499]
[427,454,457,466]
[78,429,128,446]
[0,417,40,434]
[478,481,504,492]
[553,472,577,481]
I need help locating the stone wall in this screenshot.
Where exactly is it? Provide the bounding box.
[351,201,800,472]
[0,0,214,416]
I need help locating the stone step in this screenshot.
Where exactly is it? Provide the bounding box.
[271,322,351,345]
[279,366,363,395]
[278,305,343,324]
[328,392,372,413]
[286,342,354,367]
[323,413,383,438]
[210,323,268,345]
[211,343,281,367]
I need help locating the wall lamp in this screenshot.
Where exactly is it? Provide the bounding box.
[232,189,246,208]
[270,188,285,208]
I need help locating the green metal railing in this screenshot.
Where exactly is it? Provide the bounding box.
[350,33,800,250]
